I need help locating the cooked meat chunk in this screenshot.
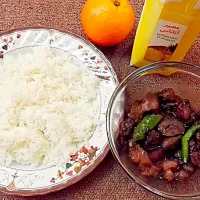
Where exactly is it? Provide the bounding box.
[118,117,134,151]
[158,117,185,136]
[177,100,193,121]
[185,112,197,125]
[162,135,181,150]
[164,170,175,181]
[160,101,179,111]
[140,151,152,166]
[162,160,179,181]
[130,101,143,123]
[131,145,161,177]
[158,88,176,101]
[141,92,159,112]
[159,88,182,117]
[139,161,152,172]
[158,88,181,103]
[162,160,179,171]
[190,151,200,167]
[146,130,163,145]
[141,165,161,177]
[130,144,151,165]
[130,145,143,164]
[175,170,190,181]
[148,148,165,162]
[119,117,134,136]
[144,142,161,151]
[130,92,159,122]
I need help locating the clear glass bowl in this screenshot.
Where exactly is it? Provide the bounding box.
[106,62,200,199]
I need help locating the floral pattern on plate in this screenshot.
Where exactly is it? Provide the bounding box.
[50,145,99,184]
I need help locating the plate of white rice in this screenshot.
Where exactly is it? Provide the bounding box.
[0,28,118,196]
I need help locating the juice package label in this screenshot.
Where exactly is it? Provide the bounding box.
[194,0,200,9]
[162,0,182,2]
[131,0,200,67]
[144,20,187,62]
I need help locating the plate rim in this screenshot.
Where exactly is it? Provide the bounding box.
[0,26,119,196]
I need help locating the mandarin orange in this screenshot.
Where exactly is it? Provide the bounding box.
[81,0,135,46]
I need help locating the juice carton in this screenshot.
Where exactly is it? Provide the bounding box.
[131,0,200,67]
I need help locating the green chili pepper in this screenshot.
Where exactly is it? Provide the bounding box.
[133,114,163,142]
[182,124,200,163]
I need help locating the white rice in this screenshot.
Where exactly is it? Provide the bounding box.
[0,47,99,167]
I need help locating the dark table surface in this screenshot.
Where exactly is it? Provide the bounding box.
[0,0,200,199]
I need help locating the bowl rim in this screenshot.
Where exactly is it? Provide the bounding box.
[106,61,200,199]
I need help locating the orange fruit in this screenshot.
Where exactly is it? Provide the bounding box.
[81,0,135,46]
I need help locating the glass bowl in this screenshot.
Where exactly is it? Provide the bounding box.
[106,62,200,199]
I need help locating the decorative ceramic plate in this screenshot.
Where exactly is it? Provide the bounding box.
[0,27,118,196]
